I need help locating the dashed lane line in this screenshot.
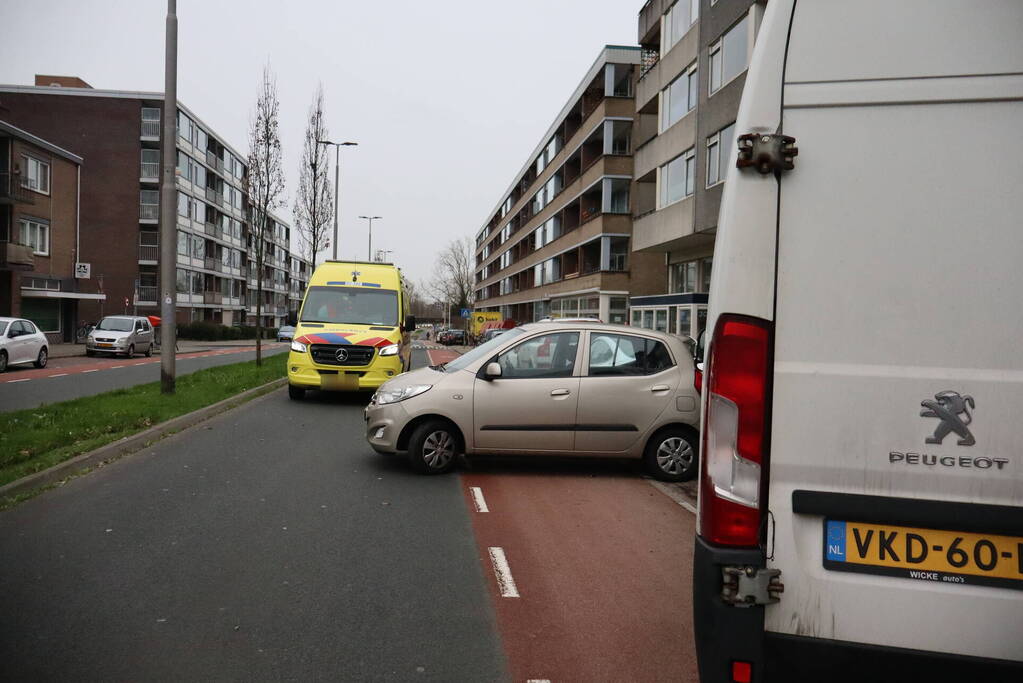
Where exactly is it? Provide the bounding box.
[6,378,30,383]
[470,486,489,512]
[48,373,68,378]
[488,547,520,598]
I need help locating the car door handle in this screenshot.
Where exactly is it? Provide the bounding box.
[650,384,671,392]
[550,389,571,396]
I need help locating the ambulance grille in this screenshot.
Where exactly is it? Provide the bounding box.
[310,344,375,367]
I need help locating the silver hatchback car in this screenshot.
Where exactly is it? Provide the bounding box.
[86,315,155,357]
[365,321,700,481]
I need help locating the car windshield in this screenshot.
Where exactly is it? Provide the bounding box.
[299,286,398,326]
[443,327,526,372]
[96,317,134,331]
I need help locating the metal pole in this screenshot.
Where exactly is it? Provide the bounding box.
[332,145,339,260]
[159,0,177,394]
[367,217,372,261]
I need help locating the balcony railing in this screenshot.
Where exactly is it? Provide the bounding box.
[139,244,158,262]
[0,172,36,205]
[137,285,158,302]
[203,291,223,305]
[140,203,159,220]
[639,48,660,81]
[0,241,35,270]
[140,162,159,180]
[141,120,160,138]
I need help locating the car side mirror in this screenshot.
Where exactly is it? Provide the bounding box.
[404,315,417,332]
[484,362,502,380]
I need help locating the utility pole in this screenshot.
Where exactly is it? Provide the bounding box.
[358,215,381,261]
[159,0,177,394]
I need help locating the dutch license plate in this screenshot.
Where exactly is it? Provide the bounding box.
[824,520,1023,590]
[98,343,113,348]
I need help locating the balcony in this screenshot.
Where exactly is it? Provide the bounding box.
[137,285,158,303]
[140,120,160,139]
[138,244,159,263]
[0,172,36,205]
[203,291,223,305]
[140,162,159,181]
[0,241,35,270]
[140,203,159,221]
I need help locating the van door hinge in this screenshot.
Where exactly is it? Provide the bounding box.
[721,565,784,607]
[736,133,798,174]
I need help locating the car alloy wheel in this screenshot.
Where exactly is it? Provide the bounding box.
[643,428,698,482]
[126,344,134,358]
[35,347,47,368]
[408,420,459,474]
[0,351,7,373]
[422,430,455,470]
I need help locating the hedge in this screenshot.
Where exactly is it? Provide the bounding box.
[176,322,279,341]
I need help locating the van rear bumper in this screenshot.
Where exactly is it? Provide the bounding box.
[694,537,1023,682]
[764,632,1023,682]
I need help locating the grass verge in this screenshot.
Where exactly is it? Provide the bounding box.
[0,353,286,488]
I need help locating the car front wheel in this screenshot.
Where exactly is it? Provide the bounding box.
[34,347,48,369]
[125,344,134,358]
[644,427,698,482]
[145,343,153,357]
[407,420,459,474]
[288,384,305,400]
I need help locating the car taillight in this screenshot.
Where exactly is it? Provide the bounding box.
[694,368,703,394]
[698,314,773,547]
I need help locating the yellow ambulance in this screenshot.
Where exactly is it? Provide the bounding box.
[286,260,414,399]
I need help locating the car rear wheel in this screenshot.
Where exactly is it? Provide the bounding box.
[644,427,698,482]
[0,350,7,373]
[34,347,48,369]
[407,420,459,474]
[288,384,305,400]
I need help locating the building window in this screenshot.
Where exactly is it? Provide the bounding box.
[661,62,698,132]
[535,135,561,176]
[662,0,699,56]
[701,257,713,291]
[710,14,750,94]
[707,122,737,186]
[20,155,51,194]
[609,236,629,271]
[19,218,49,256]
[669,260,698,293]
[21,299,61,333]
[660,148,695,207]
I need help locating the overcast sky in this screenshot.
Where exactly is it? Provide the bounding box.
[0,0,639,286]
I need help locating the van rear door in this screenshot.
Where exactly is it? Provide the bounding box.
[767,0,1023,663]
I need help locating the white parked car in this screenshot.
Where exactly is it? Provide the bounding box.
[0,317,48,372]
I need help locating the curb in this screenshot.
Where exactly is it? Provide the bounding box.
[0,377,288,501]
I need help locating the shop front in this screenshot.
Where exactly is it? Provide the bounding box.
[628,292,708,338]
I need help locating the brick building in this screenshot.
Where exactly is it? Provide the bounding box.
[0,76,307,330]
[473,46,665,324]
[0,120,105,342]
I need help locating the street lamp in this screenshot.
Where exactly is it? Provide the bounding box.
[316,140,357,260]
[376,249,393,263]
[358,215,382,262]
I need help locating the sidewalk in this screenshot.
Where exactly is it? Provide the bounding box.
[48,339,286,359]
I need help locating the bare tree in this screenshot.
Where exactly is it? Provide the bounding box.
[425,236,476,327]
[293,84,333,270]
[246,62,285,365]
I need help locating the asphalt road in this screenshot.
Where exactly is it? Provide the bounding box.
[0,346,699,681]
[0,349,507,681]
[0,345,290,413]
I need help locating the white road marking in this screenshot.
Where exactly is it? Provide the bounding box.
[110,365,124,369]
[488,547,520,598]
[49,373,68,378]
[469,486,489,512]
[82,369,98,373]
[5,378,30,383]
[526,680,552,683]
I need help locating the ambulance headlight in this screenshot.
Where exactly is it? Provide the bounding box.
[291,340,308,353]
[378,344,399,356]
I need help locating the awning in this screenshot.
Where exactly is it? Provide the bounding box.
[20,289,107,301]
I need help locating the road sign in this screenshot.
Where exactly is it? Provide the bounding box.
[460,308,471,319]
[74,262,91,279]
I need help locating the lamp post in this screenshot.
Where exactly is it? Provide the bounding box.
[376,249,393,263]
[316,140,357,260]
[358,215,382,261]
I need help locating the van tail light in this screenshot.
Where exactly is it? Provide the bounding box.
[698,314,773,547]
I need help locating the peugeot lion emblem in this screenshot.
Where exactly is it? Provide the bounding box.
[920,391,975,446]
[335,348,349,363]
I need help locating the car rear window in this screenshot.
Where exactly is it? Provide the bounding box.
[587,333,674,376]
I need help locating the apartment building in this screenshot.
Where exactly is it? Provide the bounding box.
[243,213,308,327]
[473,46,665,324]
[630,0,763,337]
[0,76,307,329]
[0,120,105,342]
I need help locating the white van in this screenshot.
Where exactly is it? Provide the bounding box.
[694,1,1023,680]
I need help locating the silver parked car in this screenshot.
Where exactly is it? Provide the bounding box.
[365,321,700,481]
[86,315,155,358]
[276,325,296,342]
[0,317,48,372]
